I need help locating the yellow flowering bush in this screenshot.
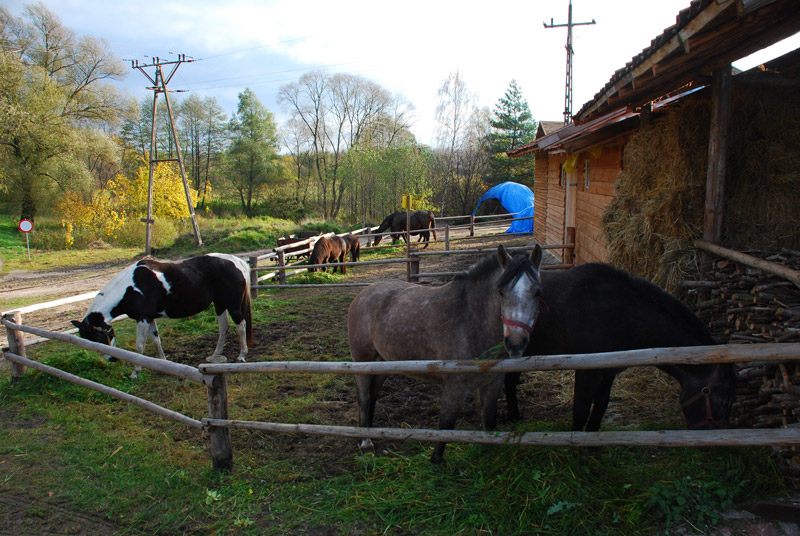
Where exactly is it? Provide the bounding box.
[58,163,201,248]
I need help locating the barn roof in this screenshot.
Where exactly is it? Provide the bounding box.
[575,0,800,122]
[508,0,800,158]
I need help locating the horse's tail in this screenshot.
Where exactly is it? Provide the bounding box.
[429,213,437,241]
[353,240,361,262]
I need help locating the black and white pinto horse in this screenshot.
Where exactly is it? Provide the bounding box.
[72,253,253,378]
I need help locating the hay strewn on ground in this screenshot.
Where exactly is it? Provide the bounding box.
[603,78,800,292]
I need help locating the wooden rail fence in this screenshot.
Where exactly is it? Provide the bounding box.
[3,308,799,470]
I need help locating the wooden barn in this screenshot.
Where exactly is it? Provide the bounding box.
[511,0,800,483]
[509,0,800,270]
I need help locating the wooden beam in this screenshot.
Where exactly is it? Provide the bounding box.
[203,419,800,448]
[198,342,800,375]
[703,65,732,271]
[694,240,800,288]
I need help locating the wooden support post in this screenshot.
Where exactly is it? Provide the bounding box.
[565,226,576,266]
[277,250,286,285]
[3,312,26,382]
[445,224,451,251]
[206,373,233,471]
[703,64,732,272]
[470,214,475,237]
[248,256,258,299]
[408,249,420,283]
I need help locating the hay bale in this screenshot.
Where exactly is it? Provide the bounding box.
[602,80,800,292]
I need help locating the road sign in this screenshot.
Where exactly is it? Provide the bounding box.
[18,219,33,261]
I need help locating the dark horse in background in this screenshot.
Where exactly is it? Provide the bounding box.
[504,262,737,432]
[309,236,348,273]
[349,245,543,463]
[373,210,437,248]
[72,253,253,379]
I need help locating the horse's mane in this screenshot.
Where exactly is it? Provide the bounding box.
[453,253,500,283]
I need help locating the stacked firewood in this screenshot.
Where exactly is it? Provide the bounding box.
[688,249,800,485]
[692,250,800,344]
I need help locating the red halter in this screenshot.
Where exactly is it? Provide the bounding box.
[680,364,728,430]
[502,316,536,334]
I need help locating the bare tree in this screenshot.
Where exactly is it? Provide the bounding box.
[278,71,401,219]
[434,70,478,216]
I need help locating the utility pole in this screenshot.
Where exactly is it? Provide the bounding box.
[544,1,596,125]
[131,54,202,255]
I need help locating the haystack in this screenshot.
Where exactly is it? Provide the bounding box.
[602,78,800,292]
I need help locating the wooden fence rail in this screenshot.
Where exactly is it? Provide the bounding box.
[3,312,800,471]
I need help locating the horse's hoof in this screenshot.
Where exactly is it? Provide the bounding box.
[206,354,227,363]
[236,356,246,363]
[359,439,375,453]
[129,371,139,380]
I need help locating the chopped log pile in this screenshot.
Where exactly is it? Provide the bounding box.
[688,248,800,485]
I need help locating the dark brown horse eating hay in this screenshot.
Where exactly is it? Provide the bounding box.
[308,236,348,273]
[348,244,543,463]
[373,210,437,248]
[504,263,737,432]
[72,253,253,379]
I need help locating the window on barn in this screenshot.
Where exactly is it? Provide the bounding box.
[584,160,590,190]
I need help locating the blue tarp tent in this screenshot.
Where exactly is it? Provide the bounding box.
[472,182,534,234]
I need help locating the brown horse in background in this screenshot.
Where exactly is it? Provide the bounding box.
[373,210,437,248]
[309,236,348,273]
[342,234,361,263]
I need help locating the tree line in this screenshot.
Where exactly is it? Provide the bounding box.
[1,3,537,236]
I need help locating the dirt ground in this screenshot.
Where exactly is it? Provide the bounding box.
[1,233,798,535]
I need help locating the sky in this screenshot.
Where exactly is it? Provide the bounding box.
[5,0,800,146]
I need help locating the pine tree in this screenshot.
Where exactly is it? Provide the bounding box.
[485,80,537,188]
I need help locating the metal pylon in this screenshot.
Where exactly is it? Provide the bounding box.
[544,1,596,125]
[131,55,202,255]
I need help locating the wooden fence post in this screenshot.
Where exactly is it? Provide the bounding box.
[278,250,287,285]
[565,226,576,266]
[206,373,233,471]
[248,256,258,299]
[3,312,26,382]
[445,225,450,251]
[408,249,420,283]
[470,214,475,237]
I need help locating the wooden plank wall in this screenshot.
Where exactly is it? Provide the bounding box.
[533,141,625,265]
[573,142,624,265]
[533,152,549,247]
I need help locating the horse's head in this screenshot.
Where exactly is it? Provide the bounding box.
[496,244,543,358]
[71,312,116,353]
[674,364,737,430]
[372,234,383,246]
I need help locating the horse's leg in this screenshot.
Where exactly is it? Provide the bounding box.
[504,372,522,422]
[479,375,504,430]
[572,370,616,432]
[206,313,229,363]
[432,381,472,463]
[585,373,617,432]
[354,373,389,452]
[148,319,167,360]
[131,320,151,379]
[234,317,248,362]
